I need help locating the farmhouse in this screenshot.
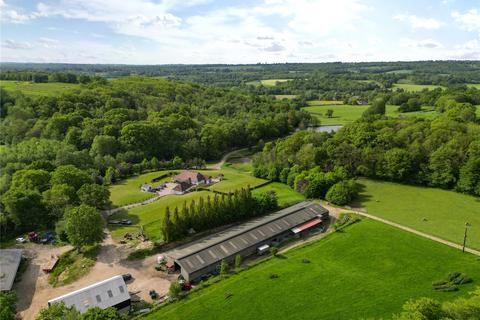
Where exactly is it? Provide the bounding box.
[0,249,22,291]
[174,170,207,185]
[48,275,131,313]
[168,201,329,282]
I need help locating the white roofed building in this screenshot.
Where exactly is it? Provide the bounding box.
[48,275,130,313]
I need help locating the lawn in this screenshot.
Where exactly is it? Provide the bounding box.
[303,102,437,125]
[0,80,79,96]
[393,83,445,92]
[143,219,480,320]
[109,190,213,239]
[109,170,179,207]
[252,182,305,207]
[466,84,480,89]
[109,168,268,239]
[354,178,480,250]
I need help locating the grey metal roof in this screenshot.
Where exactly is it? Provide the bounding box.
[170,201,327,275]
[0,249,22,291]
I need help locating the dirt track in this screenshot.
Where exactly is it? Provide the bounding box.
[16,235,174,320]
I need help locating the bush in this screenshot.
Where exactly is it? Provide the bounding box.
[301,258,311,264]
[169,282,182,299]
[127,248,155,261]
[269,273,279,279]
[0,291,16,320]
[271,247,278,256]
[325,180,358,206]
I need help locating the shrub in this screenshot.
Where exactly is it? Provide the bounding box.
[169,282,181,299]
[301,258,311,264]
[269,273,279,279]
[325,180,358,206]
[271,247,278,256]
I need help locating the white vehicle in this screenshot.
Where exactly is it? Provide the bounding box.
[16,237,26,243]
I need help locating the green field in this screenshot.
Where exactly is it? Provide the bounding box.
[246,79,291,87]
[109,168,266,207]
[109,168,268,239]
[467,84,480,89]
[354,179,480,250]
[252,182,305,207]
[143,219,480,320]
[0,80,79,96]
[110,190,213,239]
[274,95,297,100]
[303,102,437,125]
[393,83,445,92]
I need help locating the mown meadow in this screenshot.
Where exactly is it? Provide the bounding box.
[143,219,480,320]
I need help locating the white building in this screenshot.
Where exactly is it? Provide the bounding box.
[48,275,131,313]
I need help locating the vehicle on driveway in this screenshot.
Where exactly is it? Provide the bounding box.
[16,237,27,243]
[121,219,132,225]
[122,273,133,282]
[108,220,120,225]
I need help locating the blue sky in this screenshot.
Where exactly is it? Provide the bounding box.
[1,0,479,64]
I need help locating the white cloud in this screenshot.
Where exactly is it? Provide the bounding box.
[452,9,480,32]
[1,39,33,49]
[394,14,443,30]
[400,38,443,49]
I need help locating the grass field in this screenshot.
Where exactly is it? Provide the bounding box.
[467,84,480,89]
[246,79,291,87]
[109,168,268,239]
[252,182,305,206]
[354,179,480,250]
[393,83,445,92]
[274,95,297,100]
[143,219,480,320]
[303,102,437,125]
[0,80,79,96]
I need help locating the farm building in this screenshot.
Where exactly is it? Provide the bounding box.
[174,170,208,185]
[48,275,130,313]
[0,249,22,291]
[168,201,329,282]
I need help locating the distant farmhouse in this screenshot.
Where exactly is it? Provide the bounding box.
[174,170,211,185]
[140,170,220,196]
[48,275,130,313]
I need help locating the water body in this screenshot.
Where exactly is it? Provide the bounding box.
[312,125,343,133]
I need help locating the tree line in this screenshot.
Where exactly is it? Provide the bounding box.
[0,77,312,240]
[161,188,278,242]
[253,91,480,199]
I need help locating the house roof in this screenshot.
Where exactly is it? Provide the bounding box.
[48,275,130,313]
[174,170,206,183]
[0,249,22,291]
[169,201,328,275]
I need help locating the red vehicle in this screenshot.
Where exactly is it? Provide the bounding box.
[28,232,39,243]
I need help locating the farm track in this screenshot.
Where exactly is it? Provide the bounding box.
[344,206,480,257]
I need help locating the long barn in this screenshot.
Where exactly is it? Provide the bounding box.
[168,201,329,282]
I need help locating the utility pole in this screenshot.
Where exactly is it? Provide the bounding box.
[462,222,471,253]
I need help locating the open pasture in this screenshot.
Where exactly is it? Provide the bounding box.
[0,80,79,96]
[354,178,480,250]
[142,219,480,320]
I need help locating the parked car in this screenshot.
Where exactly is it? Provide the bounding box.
[121,219,132,225]
[122,273,133,282]
[16,237,27,243]
[108,220,120,225]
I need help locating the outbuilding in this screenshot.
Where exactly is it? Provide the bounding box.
[0,249,22,291]
[168,201,328,282]
[48,275,131,313]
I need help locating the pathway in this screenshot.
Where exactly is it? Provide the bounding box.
[208,148,249,170]
[352,209,480,256]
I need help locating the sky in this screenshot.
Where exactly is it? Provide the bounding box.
[1,0,480,64]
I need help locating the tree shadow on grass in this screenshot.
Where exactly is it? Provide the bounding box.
[275,254,288,260]
[350,181,373,208]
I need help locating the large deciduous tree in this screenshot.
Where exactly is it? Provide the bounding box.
[64,205,104,251]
